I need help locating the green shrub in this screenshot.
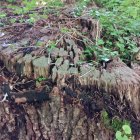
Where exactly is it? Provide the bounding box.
[90,0,140,63]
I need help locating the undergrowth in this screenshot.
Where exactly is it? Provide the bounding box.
[101,111,134,140]
[91,0,140,64]
[1,0,140,64]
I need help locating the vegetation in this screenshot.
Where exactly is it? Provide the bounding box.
[115,124,133,140]
[2,0,140,64]
[101,111,133,140]
[91,0,140,63]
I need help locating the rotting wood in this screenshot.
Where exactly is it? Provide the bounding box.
[1,41,140,121]
[0,15,140,119]
[0,6,140,140]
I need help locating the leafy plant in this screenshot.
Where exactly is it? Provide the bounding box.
[73,0,94,17]
[83,42,118,64]
[47,40,57,53]
[0,12,6,18]
[122,125,132,135]
[5,0,16,3]
[101,111,133,140]
[10,18,17,24]
[22,0,37,13]
[115,124,132,140]
[36,76,46,82]
[26,16,36,24]
[60,27,71,34]
[44,0,63,7]
[36,76,47,87]
[90,0,139,64]
[101,110,111,127]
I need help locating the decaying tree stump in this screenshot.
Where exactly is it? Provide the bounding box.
[0,7,140,140]
[1,44,140,139]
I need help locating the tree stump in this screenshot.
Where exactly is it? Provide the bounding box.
[0,7,140,140]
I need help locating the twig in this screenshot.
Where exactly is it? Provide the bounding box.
[0,93,8,103]
[95,20,99,45]
[66,28,95,47]
[1,23,29,30]
[80,69,93,78]
[13,87,22,92]
[0,66,5,73]
[12,80,35,86]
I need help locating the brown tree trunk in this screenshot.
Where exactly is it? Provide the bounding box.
[0,57,140,139]
[0,86,114,140]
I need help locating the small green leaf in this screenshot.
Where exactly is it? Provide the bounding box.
[36,77,46,82]
[122,135,129,140]
[101,57,110,62]
[132,47,139,53]
[60,27,70,33]
[115,131,129,140]
[122,125,132,134]
[0,13,6,18]
[111,31,118,36]
[116,131,122,140]
[97,39,104,45]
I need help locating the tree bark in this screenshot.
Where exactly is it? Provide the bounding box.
[0,85,114,140]
[0,8,140,140]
